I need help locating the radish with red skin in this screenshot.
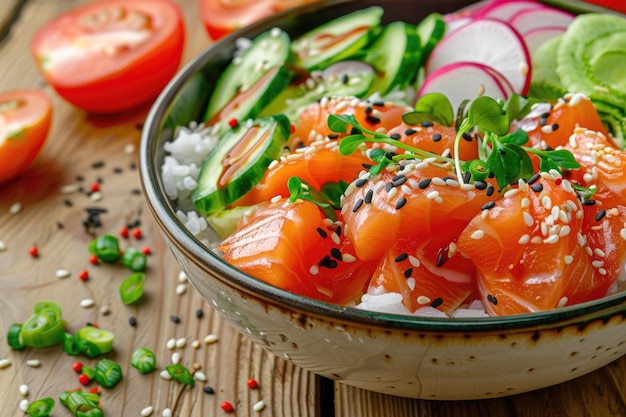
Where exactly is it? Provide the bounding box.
[509,7,574,34]
[426,17,531,95]
[523,26,567,55]
[418,62,512,111]
[473,0,544,20]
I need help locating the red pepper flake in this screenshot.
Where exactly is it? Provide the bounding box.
[78,374,90,386]
[247,378,258,389]
[228,118,239,128]
[29,246,39,258]
[90,182,100,193]
[119,226,129,238]
[141,246,151,255]
[220,401,234,413]
[290,123,296,134]
[89,254,99,265]
[78,270,89,281]
[89,387,100,394]
[554,177,563,185]
[72,362,83,373]
[132,228,142,239]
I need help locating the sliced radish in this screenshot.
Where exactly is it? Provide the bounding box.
[443,14,472,33]
[418,62,512,111]
[426,18,531,94]
[509,7,574,34]
[523,26,567,55]
[473,0,544,20]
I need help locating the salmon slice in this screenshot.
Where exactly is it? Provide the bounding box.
[341,161,499,263]
[563,127,626,207]
[218,198,377,304]
[233,136,370,207]
[385,121,479,161]
[457,173,595,316]
[521,93,609,150]
[289,96,411,150]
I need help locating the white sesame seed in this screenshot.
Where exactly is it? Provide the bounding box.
[387,187,398,200]
[253,400,266,412]
[124,143,136,154]
[564,255,574,265]
[178,271,188,282]
[19,384,29,396]
[204,334,219,344]
[470,230,484,240]
[160,370,173,380]
[0,359,11,369]
[330,232,340,245]
[592,260,605,268]
[175,338,187,348]
[518,234,530,244]
[520,198,531,209]
[531,236,543,244]
[9,202,21,214]
[409,255,421,268]
[620,228,626,241]
[583,172,593,183]
[141,406,154,416]
[56,269,71,278]
[26,359,41,368]
[559,225,571,237]
[503,188,519,198]
[558,297,568,307]
[90,191,102,202]
[426,190,440,200]
[431,177,446,186]
[568,93,586,106]
[80,298,95,308]
[406,277,416,291]
[162,408,172,417]
[0,241,5,251]
[598,268,607,276]
[194,371,207,382]
[166,338,176,350]
[523,212,534,227]
[19,399,29,412]
[577,232,587,247]
[417,295,431,305]
[171,352,181,364]
[309,265,319,275]
[541,196,552,210]
[544,235,559,244]
[191,340,201,349]
[594,248,606,258]
[342,254,356,263]
[175,284,187,296]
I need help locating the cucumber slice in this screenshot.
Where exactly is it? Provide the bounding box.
[207,205,259,239]
[416,12,446,66]
[529,35,567,101]
[291,7,383,71]
[192,115,291,215]
[259,60,375,121]
[205,28,293,124]
[364,21,421,95]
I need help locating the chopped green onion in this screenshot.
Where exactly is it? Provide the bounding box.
[26,397,55,417]
[59,390,103,417]
[75,326,114,357]
[121,247,148,272]
[95,358,123,388]
[88,234,121,263]
[63,333,80,356]
[81,364,96,380]
[20,309,65,348]
[32,301,62,316]
[131,347,156,373]
[7,323,25,350]
[119,272,146,305]
[166,364,195,384]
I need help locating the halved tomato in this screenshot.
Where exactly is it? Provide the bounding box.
[199,0,318,40]
[31,0,185,114]
[0,90,53,183]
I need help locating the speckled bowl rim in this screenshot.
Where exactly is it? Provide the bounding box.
[140,0,626,333]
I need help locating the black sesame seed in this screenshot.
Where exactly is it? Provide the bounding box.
[352,199,364,213]
[418,179,432,189]
[350,127,362,135]
[462,171,472,184]
[430,298,443,308]
[539,117,547,127]
[316,227,328,238]
[541,112,551,119]
[432,133,442,142]
[385,182,394,192]
[76,175,85,182]
[531,183,544,192]
[56,222,64,229]
[486,186,495,197]
[341,73,349,84]
[129,316,137,327]
[392,175,407,187]
[551,123,559,131]
[474,181,488,190]
[404,128,417,135]
[195,309,204,319]
[327,133,339,139]
[462,132,473,142]
[170,315,181,324]
[394,253,408,262]
[583,199,596,206]
[364,189,373,204]
[436,248,448,267]
[481,201,496,210]
[595,210,607,222]
[64,199,73,207]
[527,173,541,185]
[319,255,331,266]
[487,294,498,305]
[365,106,373,114]
[403,268,413,278]
[366,115,381,124]
[390,133,402,140]
[395,197,407,210]
[203,386,215,394]
[362,163,373,170]
[131,188,142,195]
[330,248,342,261]
[421,121,434,128]
[92,161,105,169]
[113,167,123,174]
[372,101,385,107]
[355,178,368,188]
[130,162,137,170]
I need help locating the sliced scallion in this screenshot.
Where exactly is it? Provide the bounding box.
[75,326,114,358]
[26,397,55,417]
[166,364,195,385]
[7,323,25,350]
[119,272,146,305]
[95,358,123,388]
[131,347,156,373]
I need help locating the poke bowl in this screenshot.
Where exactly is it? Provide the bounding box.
[140,0,626,400]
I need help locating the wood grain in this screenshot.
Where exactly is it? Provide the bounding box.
[1,1,626,416]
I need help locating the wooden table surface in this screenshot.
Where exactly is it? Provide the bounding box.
[1,1,626,416]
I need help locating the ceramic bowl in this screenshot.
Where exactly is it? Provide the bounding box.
[140,0,626,400]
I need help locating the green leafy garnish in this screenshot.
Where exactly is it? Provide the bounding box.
[287,176,337,221]
[402,92,454,126]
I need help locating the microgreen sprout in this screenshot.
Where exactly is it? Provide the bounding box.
[287,176,341,221]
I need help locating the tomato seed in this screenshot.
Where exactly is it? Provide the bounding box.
[78,270,89,281]
[220,401,234,412]
[29,246,39,258]
[247,378,258,389]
